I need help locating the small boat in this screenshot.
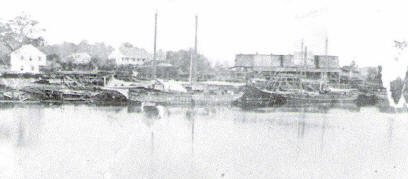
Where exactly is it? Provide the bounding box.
[141,102,158,112]
[356,88,387,106]
[93,89,134,105]
[1,90,35,101]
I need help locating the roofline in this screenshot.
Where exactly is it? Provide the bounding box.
[11,44,46,55]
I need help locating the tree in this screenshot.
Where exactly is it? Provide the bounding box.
[41,54,62,72]
[166,49,212,73]
[0,43,11,65]
[0,13,45,51]
[93,57,115,71]
[41,41,115,71]
[350,60,357,68]
[122,42,133,48]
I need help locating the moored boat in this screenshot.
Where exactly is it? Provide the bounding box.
[129,86,193,105]
[254,74,360,104]
[128,79,193,105]
[278,88,359,104]
[190,81,245,105]
[233,85,286,107]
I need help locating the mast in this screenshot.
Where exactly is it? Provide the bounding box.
[300,39,304,60]
[189,15,198,83]
[299,39,304,76]
[325,36,328,81]
[153,11,158,79]
[304,46,308,78]
[194,15,198,58]
[189,52,193,83]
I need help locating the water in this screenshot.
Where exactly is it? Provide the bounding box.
[0,104,407,179]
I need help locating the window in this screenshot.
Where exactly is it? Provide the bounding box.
[38,57,41,61]
[31,66,35,71]
[21,56,24,60]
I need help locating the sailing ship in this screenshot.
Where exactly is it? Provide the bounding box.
[262,74,360,104]
[127,14,245,105]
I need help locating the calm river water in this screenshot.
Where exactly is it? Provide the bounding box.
[0,104,407,179]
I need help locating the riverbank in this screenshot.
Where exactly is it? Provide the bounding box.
[0,71,403,108]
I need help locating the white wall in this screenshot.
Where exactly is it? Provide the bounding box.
[10,53,46,73]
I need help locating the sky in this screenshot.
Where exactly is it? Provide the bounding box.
[1,0,408,67]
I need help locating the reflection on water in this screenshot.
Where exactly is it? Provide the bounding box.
[0,104,407,178]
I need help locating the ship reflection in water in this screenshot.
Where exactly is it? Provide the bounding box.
[0,104,407,178]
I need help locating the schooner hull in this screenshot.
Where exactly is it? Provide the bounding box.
[282,93,359,104]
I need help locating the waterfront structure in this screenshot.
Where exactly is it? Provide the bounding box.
[235,53,282,69]
[233,53,341,81]
[341,65,361,79]
[293,51,315,67]
[340,65,364,85]
[10,44,47,74]
[108,46,152,66]
[314,55,340,69]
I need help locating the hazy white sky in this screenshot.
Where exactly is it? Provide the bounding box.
[1,0,408,66]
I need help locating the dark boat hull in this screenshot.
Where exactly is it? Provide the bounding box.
[233,86,286,107]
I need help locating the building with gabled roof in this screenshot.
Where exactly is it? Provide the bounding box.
[108,46,152,66]
[10,44,46,73]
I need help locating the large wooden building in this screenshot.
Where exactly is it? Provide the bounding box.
[10,44,47,74]
[233,53,341,82]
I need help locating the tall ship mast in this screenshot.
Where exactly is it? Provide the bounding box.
[325,35,328,81]
[152,11,158,79]
[189,15,198,84]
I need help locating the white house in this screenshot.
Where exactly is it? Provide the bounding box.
[10,44,47,73]
[108,46,152,66]
[67,52,91,64]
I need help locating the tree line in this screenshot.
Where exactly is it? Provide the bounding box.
[0,13,214,73]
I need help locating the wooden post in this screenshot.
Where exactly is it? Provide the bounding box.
[338,72,340,83]
[103,76,106,87]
